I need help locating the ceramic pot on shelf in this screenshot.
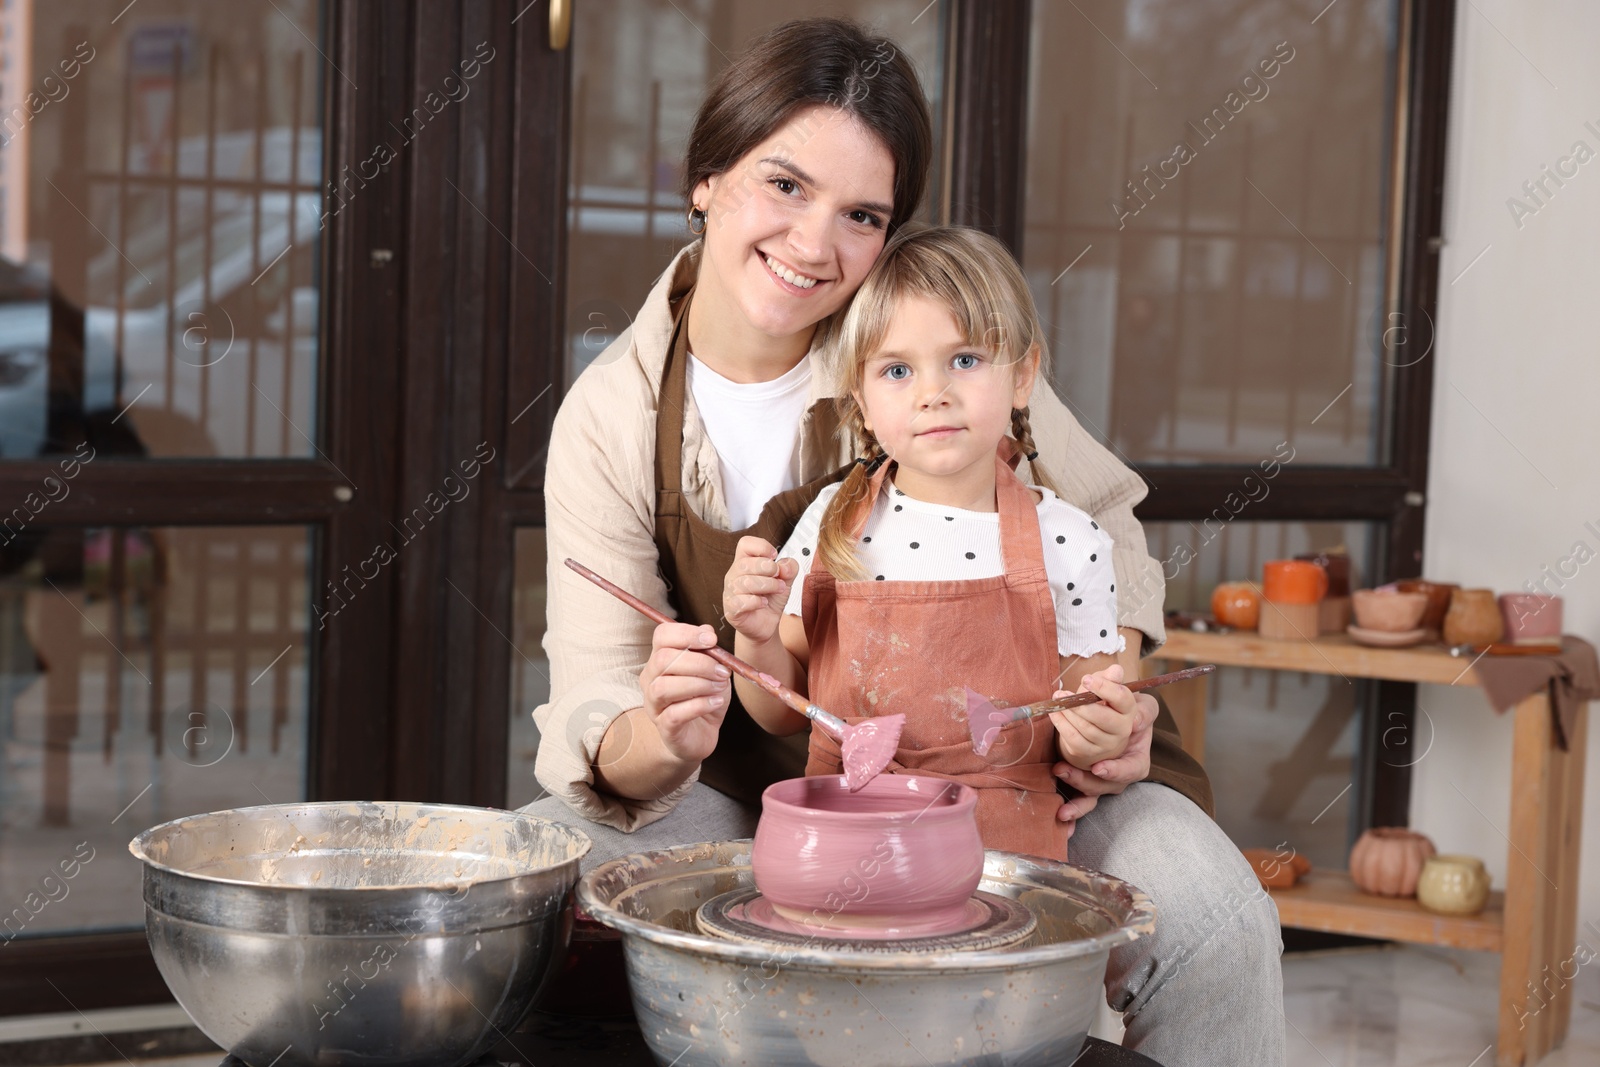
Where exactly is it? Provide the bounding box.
[1297,551,1352,634]
[1416,855,1491,916]
[1348,827,1436,897]
[1498,593,1562,645]
[1442,588,1505,647]
[1211,582,1261,630]
[1396,579,1459,635]
[1259,560,1327,641]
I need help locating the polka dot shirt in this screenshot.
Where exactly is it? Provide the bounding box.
[780,480,1124,657]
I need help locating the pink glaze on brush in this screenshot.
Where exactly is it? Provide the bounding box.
[965,665,1219,756]
[971,704,1015,757]
[840,714,905,791]
[751,774,984,936]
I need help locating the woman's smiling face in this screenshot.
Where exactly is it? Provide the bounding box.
[692,105,897,340]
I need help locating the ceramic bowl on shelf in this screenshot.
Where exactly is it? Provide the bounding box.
[1347,624,1429,648]
[1351,589,1429,632]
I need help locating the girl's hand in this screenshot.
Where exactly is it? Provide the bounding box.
[639,621,732,764]
[723,536,799,646]
[1053,692,1157,828]
[1048,663,1139,770]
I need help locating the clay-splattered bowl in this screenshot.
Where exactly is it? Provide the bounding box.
[752,775,983,933]
[130,802,591,1067]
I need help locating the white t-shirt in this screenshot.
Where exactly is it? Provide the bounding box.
[686,353,812,530]
[780,479,1125,659]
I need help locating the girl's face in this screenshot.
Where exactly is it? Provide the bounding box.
[692,105,896,341]
[855,294,1037,490]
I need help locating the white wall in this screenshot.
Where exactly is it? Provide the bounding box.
[1414,0,1600,939]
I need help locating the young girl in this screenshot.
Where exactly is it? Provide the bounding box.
[722,226,1141,861]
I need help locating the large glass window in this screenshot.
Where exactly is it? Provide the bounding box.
[0,0,322,460]
[0,0,325,947]
[1021,0,1398,466]
[1147,518,1382,865]
[1,525,312,937]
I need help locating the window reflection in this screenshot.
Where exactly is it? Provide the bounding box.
[0,525,311,936]
[1022,0,1397,466]
[0,1,324,460]
[1147,518,1379,867]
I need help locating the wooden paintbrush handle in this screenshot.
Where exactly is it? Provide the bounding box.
[1020,663,1217,719]
[564,558,814,718]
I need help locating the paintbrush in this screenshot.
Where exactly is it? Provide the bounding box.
[966,663,1217,756]
[564,558,904,791]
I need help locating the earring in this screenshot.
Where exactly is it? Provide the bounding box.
[687,206,707,234]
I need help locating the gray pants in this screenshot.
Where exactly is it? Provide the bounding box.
[520,780,1285,1067]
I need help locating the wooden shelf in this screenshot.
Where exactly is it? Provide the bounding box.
[1158,629,1482,687]
[1145,627,1588,1065]
[1269,869,1504,952]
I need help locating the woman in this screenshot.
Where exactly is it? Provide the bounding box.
[526,18,1283,1065]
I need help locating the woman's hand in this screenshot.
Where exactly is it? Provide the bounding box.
[723,536,799,646]
[1053,691,1157,828]
[1048,663,1139,770]
[638,621,732,764]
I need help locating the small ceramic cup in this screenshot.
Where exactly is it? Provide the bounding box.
[1262,560,1329,604]
[752,775,984,932]
[1260,561,1327,640]
[1416,854,1491,916]
[1295,551,1352,598]
[1498,594,1562,644]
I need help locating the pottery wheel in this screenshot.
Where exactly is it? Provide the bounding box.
[696,887,1037,953]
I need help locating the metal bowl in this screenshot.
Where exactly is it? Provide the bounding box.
[129,802,591,1067]
[579,842,1155,1067]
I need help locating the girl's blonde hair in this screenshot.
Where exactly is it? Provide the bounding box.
[816,226,1060,581]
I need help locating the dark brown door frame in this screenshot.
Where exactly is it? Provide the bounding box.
[383,0,563,808]
[946,0,1457,828]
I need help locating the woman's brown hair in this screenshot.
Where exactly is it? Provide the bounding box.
[815,226,1060,581]
[683,18,932,234]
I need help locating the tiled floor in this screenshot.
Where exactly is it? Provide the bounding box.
[41,943,1600,1067]
[1280,944,1600,1067]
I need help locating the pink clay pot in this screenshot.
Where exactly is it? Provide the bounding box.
[752,775,983,931]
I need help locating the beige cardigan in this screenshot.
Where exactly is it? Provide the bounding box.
[533,243,1168,830]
